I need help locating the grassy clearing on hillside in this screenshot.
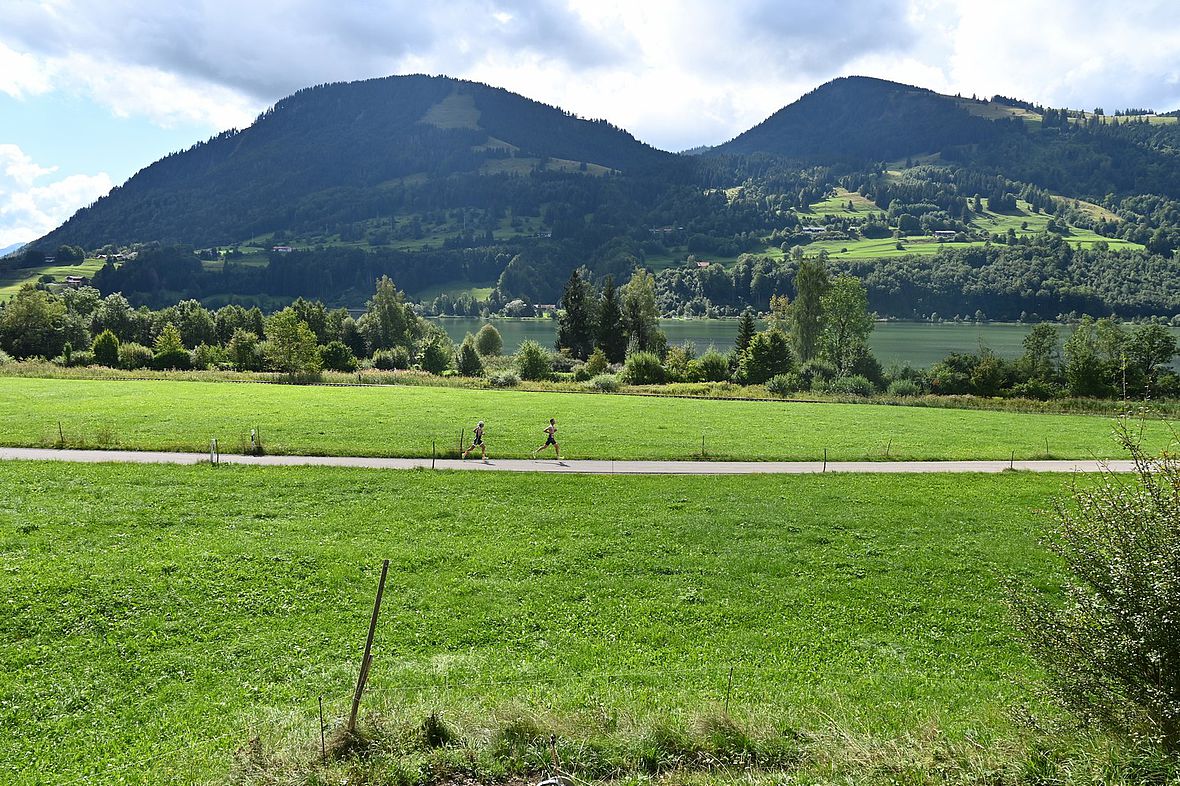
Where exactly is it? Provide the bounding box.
[0,376,1174,461]
[0,461,1114,784]
[801,187,879,217]
[0,257,106,299]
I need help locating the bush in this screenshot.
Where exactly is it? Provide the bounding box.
[515,340,551,381]
[92,329,120,367]
[0,348,12,365]
[688,349,731,382]
[419,336,454,375]
[798,359,837,390]
[153,323,191,370]
[118,342,154,370]
[320,340,359,372]
[227,329,263,372]
[622,351,666,385]
[584,347,609,377]
[886,379,922,397]
[474,323,503,356]
[587,373,621,392]
[455,335,484,377]
[490,371,520,388]
[1009,432,1180,754]
[735,329,794,385]
[192,343,227,371]
[1008,379,1060,401]
[372,346,411,370]
[63,350,95,367]
[823,375,874,396]
[765,373,801,397]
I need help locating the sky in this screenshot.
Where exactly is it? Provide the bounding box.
[3,0,1180,249]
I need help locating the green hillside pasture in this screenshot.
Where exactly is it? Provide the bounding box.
[0,257,106,299]
[803,200,1142,261]
[409,279,497,303]
[0,462,1091,784]
[801,187,880,217]
[0,376,1172,460]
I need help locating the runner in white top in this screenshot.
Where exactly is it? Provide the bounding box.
[532,418,560,459]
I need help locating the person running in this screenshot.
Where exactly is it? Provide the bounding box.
[462,420,488,462]
[532,417,560,459]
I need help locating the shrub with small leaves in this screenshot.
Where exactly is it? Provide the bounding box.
[118,342,154,370]
[490,371,520,388]
[886,379,922,397]
[587,373,621,392]
[765,373,801,397]
[1009,427,1180,754]
[0,348,12,365]
[822,375,874,396]
[474,323,503,356]
[622,351,665,385]
[372,346,411,370]
[515,340,551,381]
[192,343,227,371]
[455,335,484,377]
[688,349,731,383]
[152,323,191,370]
[319,340,358,372]
[418,335,454,375]
[91,329,120,367]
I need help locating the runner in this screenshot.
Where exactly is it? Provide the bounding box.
[532,417,560,459]
[462,420,488,462]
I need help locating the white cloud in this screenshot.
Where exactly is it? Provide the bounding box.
[3,0,1180,153]
[0,145,112,247]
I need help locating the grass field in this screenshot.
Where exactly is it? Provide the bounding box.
[0,257,106,299]
[0,376,1171,461]
[0,461,1095,784]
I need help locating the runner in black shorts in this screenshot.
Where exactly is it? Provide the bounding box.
[532,417,560,459]
[462,420,487,462]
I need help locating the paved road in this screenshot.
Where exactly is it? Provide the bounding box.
[0,447,1137,475]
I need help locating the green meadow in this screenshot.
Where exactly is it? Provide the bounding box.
[0,376,1170,460]
[0,461,1103,784]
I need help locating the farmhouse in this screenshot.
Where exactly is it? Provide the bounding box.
[272,245,294,253]
[63,275,88,288]
[800,226,826,234]
[932,230,957,241]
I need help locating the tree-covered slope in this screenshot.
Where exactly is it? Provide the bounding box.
[714,76,1019,162]
[36,75,672,250]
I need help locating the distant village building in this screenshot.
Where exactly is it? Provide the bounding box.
[272,245,294,253]
[800,226,826,234]
[63,275,88,288]
[932,230,957,241]
[695,260,711,268]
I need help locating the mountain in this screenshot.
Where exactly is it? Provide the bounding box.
[37,74,673,250]
[0,242,26,259]
[713,76,1019,161]
[715,75,1180,198]
[22,73,1180,319]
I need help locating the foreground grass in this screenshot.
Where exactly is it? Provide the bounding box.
[1,376,1175,461]
[0,461,1117,784]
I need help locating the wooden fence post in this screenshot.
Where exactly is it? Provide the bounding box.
[348,559,390,734]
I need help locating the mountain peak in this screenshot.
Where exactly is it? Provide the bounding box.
[715,75,1009,161]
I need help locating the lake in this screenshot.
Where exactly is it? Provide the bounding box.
[429,317,1180,369]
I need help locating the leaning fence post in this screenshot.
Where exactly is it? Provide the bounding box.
[823,447,827,473]
[348,559,390,735]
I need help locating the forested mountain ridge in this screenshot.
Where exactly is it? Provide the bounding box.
[17,73,1180,321]
[35,74,673,250]
[713,76,1019,161]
